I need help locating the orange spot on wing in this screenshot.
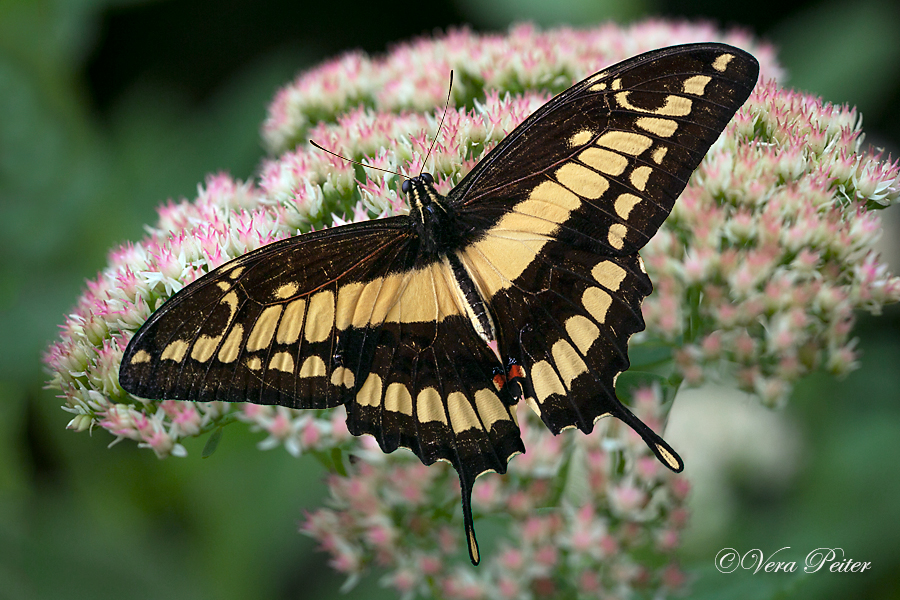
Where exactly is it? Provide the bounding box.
[507,365,525,381]
[493,373,507,390]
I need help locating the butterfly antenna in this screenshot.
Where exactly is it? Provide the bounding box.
[309,140,408,180]
[421,70,454,177]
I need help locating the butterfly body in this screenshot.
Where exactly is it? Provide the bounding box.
[119,43,760,565]
[405,173,471,257]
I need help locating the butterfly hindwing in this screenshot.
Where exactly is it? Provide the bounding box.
[344,315,522,469]
[487,246,650,427]
[340,268,525,566]
[480,242,683,470]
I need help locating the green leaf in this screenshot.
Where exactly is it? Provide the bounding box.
[202,427,224,458]
[627,342,674,371]
[331,447,348,477]
[616,370,670,396]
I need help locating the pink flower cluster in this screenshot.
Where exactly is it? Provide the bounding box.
[43,20,900,598]
[45,174,289,457]
[263,22,782,155]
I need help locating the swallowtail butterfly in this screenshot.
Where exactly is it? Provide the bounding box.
[120,43,759,565]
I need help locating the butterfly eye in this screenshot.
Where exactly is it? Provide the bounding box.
[401,179,411,194]
[421,173,434,184]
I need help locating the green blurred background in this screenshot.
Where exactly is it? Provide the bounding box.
[2,0,899,598]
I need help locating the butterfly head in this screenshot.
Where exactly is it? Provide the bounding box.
[402,172,435,195]
[403,172,446,215]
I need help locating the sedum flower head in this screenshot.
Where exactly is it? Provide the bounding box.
[44,20,899,597]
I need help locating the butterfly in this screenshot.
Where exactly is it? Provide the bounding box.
[120,43,759,565]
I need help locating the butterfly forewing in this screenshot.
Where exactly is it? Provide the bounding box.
[451,44,758,257]
[119,43,759,566]
[121,218,419,408]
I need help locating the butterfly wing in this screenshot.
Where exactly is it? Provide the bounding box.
[450,43,758,464]
[478,243,683,468]
[120,216,524,564]
[342,284,523,565]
